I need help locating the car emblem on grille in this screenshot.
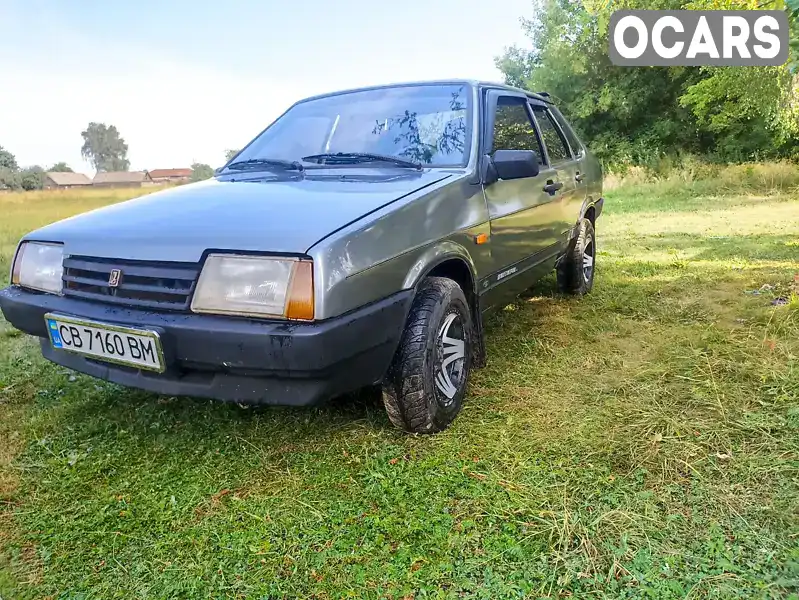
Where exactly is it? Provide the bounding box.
[108,269,122,288]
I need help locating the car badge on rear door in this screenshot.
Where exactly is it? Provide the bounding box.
[108,269,122,288]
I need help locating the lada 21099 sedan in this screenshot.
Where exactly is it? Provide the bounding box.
[0,80,603,433]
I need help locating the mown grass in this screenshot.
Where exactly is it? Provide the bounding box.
[0,171,798,599]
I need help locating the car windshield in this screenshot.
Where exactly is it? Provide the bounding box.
[229,84,472,169]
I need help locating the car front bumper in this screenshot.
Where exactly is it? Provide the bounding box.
[0,286,413,405]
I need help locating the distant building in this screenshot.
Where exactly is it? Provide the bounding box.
[148,168,193,184]
[92,171,153,188]
[44,172,93,189]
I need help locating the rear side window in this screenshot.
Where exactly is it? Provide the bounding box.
[550,109,583,157]
[491,96,545,164]
[532,108,571,163]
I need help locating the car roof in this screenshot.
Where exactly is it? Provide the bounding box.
[297,79,553,105]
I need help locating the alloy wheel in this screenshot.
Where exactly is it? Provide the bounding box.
[582,236,594,283]
[434,312,466,404]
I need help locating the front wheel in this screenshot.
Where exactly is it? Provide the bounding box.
[382,277,473,434]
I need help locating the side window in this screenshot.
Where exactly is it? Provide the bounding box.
[550,109,584,157]
[532,108,571,163]
[491,96,545,164]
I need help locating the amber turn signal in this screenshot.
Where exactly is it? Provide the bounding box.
[285,260,314,320]
[474,233,489,245]
[11,243,26,285]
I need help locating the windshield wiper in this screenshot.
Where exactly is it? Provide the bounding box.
[301,152,422,170]
[226,158,304,172]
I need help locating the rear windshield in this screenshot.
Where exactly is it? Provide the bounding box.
[231,84,472,167]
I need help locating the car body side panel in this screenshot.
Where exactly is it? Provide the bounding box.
[308,175,491,319]
[400,237,486,292]
[480,90,564,275]
[549,106,603,222]
[582,151,604,210]
[549,160,581,236]
[527,105,585,238]
[484,164,564,269]
[477,244,561,313]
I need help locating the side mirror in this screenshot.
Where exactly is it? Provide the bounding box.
[492,149,540,180]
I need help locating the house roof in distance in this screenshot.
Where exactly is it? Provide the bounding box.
[46,172,92,186]
[92,171,150,184]
[149,168,193,179]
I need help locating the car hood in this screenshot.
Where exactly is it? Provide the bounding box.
[26,171,451,262]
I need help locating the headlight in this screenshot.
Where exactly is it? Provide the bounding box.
[191,254,314,320]
[11,242,64,294]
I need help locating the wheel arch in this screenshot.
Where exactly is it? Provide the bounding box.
[402,242,486,367]
[583,204,596,225]
[402,241,478,294]
[580,196,604,226]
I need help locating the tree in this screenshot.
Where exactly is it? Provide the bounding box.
[0,146,18,171]
[49,162,73,172]
[224,149,239,162]
[0,168,21,190]
[190,163,214,182]
[20,166,45,191]
[81,123,130,172]
[0,145,21,190]
[495,0,798,167]
[677,0,799,156]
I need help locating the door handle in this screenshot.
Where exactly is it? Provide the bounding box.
[575,172,586,182]
[543,180,563,195]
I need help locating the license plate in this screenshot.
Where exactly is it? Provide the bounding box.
[44,313,165,373]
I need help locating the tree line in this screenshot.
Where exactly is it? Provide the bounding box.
[1,123,241,191]
[496,0,799,171]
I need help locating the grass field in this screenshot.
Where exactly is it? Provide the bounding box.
[1,169,798,599]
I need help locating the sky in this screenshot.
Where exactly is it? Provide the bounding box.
[0,0,534,174]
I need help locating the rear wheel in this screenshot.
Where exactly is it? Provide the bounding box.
[382,277,473,433]
[557,218,595,295]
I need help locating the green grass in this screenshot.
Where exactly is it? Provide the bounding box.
[1,175,798,599]
[0,187,165,282]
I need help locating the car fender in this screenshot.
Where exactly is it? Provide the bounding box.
[402,240,478,294]
[580,196,604,222]
[401,239,487,368]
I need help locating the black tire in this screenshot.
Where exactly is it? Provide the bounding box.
[382,277,473,434]
[557,218,596,295]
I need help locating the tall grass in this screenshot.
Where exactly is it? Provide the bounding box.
[0,187,162,284]
[604,159,799,193]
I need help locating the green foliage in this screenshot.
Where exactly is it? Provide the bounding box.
[189,162,214,182]
[19,166,45,191]
[0,168,21,191]
[496,0,799,169]
[0,147,46,191]
[783,0,799,70]
[48,162,73,173]
[0,146,18,171]
[80,122,130,172]
[224,148,239,162]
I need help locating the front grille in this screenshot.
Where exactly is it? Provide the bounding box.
[62,256,200,311]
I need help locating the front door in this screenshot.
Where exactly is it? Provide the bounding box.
[482,92,563,294]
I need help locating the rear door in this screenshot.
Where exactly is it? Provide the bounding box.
[550,106,594,217]
[530,104,587,237]
[482,91,563,280]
